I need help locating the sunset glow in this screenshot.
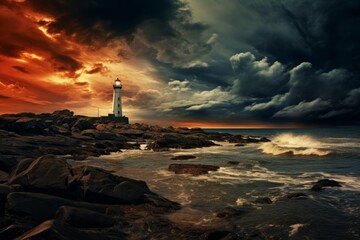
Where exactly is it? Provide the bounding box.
[0,0,359,126]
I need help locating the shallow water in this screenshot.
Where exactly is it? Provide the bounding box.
[70,128,360,239]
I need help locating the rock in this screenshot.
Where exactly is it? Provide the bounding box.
[53,109,74,117]
[168,164,219,176]
[14,220,102,240]
[147,133,216,151]
[81,130,128,141]
[285,192,308,200]
[201,230,230,240]
[216,207,245,218]
[8,156,72,195]
[0,170,9,183]
[0,155,19,173]
[71,118,95,132]
[56,206,115,228]
[6,192,108,223]
[0,184,10,215]
[170,155,196,160]
[227,161,240,165]
[0,224,32,240]
[144,194,180,210]
[72,166,156,204]
[252,197,272,204]
[311,179,341,191]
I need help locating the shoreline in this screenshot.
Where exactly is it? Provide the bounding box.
[0,109,271,239]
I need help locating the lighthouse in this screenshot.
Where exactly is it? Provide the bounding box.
[112,78,123,117]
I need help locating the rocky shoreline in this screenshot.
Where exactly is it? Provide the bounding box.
[0,110,341,239]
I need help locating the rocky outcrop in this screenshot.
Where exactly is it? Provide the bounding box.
[170,155,197,160]
[311,179,341,191]
[168,164,219,175]
[8,155,177,206]
[146,133,216,151]
[56,206,115,228]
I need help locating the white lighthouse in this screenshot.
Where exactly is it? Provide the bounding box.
[112,78,123,117]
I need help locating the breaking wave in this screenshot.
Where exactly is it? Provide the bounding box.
[259,133,331,156]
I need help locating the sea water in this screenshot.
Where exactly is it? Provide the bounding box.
[71,128,360,239]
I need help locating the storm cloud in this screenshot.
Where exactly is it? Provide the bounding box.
[1,0,359,125]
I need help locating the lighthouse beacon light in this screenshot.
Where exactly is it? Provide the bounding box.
[112,78,123,117]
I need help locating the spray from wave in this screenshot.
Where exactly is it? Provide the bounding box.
[259,133,331,156]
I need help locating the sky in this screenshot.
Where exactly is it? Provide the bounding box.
[0,0,359,127]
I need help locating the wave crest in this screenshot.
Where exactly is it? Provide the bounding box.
[259,133,331,156]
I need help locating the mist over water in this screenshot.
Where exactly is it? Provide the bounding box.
[73,128,360,239]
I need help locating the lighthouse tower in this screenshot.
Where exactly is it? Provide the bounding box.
[113,78,123,117]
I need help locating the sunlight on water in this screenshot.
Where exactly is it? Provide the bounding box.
[259,133,332,156]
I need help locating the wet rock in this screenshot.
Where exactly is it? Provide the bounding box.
[216,207,246,218]
[234,143,245,147]
[227,161,240,165]
[14,220,102,240]
[285,192,308,200]
[0,155,19,173]
[72,166,157,204]
[201,230,230,240]
[168,164,219,176]
[0,224,32,240]
[0,170,9,183]
[6,192,108,223]
[8,156,72,195]
[56,206,115,228]
[311,179,341,191]
[252,197,272,204]
[71,118,95,132]
[147,133,216,151]
[0,184,10,215]
[170,155,197,160]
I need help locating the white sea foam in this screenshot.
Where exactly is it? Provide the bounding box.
[289,223,306,237]
[259,133,332,156]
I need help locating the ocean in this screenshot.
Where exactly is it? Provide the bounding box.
[70,128,360,239]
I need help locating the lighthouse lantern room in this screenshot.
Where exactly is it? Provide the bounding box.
[113,78,123,117]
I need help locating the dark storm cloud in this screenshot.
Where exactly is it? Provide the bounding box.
[24,0,180,44]
[243,0,360,71]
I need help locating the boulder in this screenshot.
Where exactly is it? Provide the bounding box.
[252,197,272,204]
[8,156,72,194]
[71,166,153,204]
[56,206,115,228]
[201,230,230,240]
[6,192,108,223]
[0,224,32,240]
[311,179,341,191]
[168,164,219,176]
[71,118,95,132]
[227,161,240,165]
[0,155,19,173]
[0,184,10,215]
[14,220,101,240]
[216,207,246,218]
[0,170,9,183]
[285,192,308,200]
[146,133,216,151]
[170,155,196,160]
